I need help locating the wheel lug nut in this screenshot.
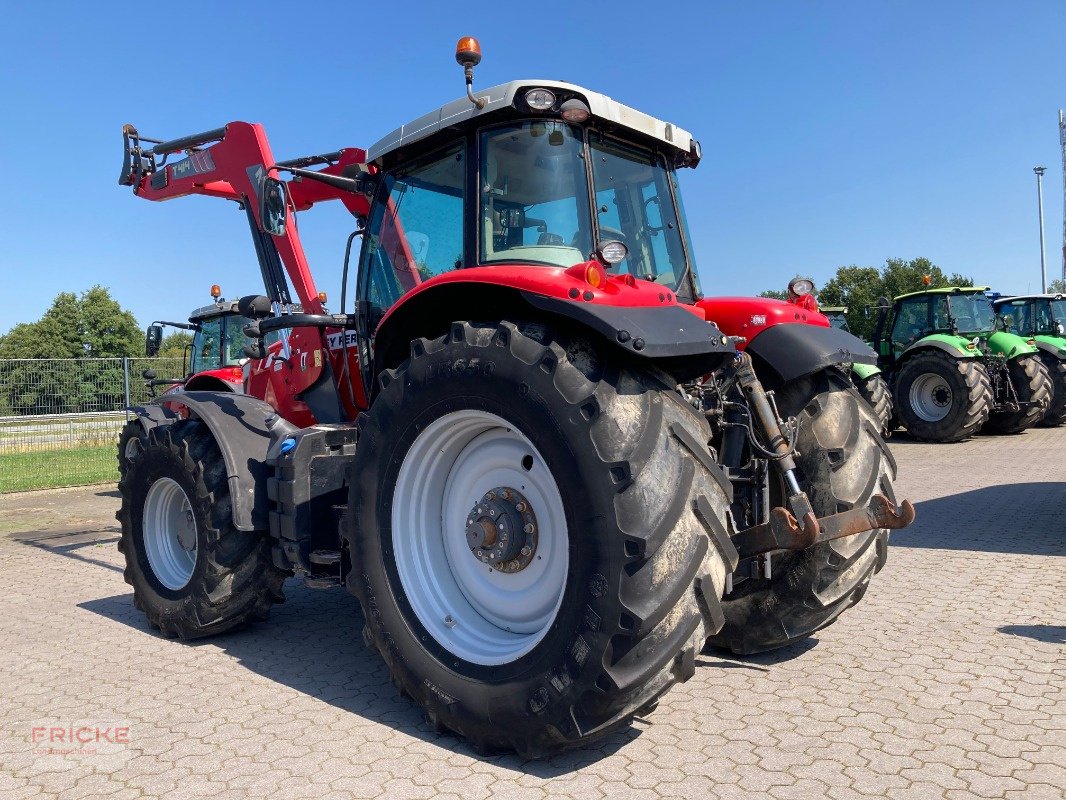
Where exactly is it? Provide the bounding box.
[516,502,526,512]
[524,523,535,534]
[521,546,531,556]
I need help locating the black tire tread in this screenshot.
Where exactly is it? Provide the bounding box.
[894,350,992,442]
[347,319,733,758]
[1037,353,1066,427]
[853,372,893,438]
[707,369,894,654]
[985,354,1053,434]
[116,421,287,640]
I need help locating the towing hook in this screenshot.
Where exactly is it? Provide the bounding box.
[731,494,916,559]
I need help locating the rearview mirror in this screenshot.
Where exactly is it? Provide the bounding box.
[259,176,288,236]
[145,324,162,357]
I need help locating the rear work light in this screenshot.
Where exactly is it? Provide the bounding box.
[524,88,556,111]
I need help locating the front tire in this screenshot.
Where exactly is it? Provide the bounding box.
[984,355,1052,434]
[117,419,147,476]
[706,369,894,654]
[116,420,288,638]
[894,350,991,442]
[347,320,736,758]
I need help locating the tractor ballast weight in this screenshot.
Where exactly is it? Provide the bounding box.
[115,43,910,757]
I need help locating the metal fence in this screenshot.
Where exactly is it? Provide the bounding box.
[0,358,185,493]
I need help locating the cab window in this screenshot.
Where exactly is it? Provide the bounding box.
[360,142,465,324]
[890,297,931,348]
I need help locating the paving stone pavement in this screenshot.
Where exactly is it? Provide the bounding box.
[0,428,1062,799]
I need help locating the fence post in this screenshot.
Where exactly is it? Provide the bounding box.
[122,357,131,421]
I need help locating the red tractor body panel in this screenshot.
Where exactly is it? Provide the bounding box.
[696,296,830,349]
[377,263,685,331]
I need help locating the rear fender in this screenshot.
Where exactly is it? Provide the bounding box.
[745,323,876,384]
[143,391,297,531]
[373,278,734,384]
[695,296,829,349]
[1033,336,1066,358]
[985,331,1039,360]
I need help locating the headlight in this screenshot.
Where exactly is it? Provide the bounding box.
[789,277,815,296]
[524,88,556,111]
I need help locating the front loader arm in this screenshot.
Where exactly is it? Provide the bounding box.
[119,121,370,313]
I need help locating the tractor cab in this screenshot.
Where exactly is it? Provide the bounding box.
[353,66,705,332]
[994,294,1066,338]
[872,286,994,365]
[820,306,850,332]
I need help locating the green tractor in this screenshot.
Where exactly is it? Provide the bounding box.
[992,293,1066,427]
[870,286,1051,441]
[820,306,893,435]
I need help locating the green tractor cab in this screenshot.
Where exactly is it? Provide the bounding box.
[820,306,893,435]
[993,293,1066,427]
[870,286,1051,441]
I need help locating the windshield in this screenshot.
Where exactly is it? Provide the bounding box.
[947,293,997,333]
[825,312,850,332]
[590,133,690,292]
[191,314,255,373]
[191,318,223,373]
[480,122,592,267]
[1049,300,1066,329]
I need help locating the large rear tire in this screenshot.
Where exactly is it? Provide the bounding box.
[1037,352,1066,427]
[984,355,1052,434]
[894,350,991,442]
[706,369,894,654]
[116,420,288,639]
[853,371,893,438]
[347,320,736,758]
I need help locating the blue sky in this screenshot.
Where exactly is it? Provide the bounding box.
[1,1,1064,334]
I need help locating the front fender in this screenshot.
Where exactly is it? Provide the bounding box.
[141,391,297,531]
[850,361,882,380]
[901,334,974,359]
[746,323,876,384]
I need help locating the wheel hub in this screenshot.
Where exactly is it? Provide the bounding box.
[465,487,537,572]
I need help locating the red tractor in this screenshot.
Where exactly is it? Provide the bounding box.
[118,286,292,470]
[116,39,911,757]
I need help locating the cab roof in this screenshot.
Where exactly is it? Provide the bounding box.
[188,301,239,322]
[366,79,696,165]
[820,306,847,312]
[895,286,991,301]
[991,293,1065,306]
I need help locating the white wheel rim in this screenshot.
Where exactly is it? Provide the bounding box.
[392,410,569,666]
[143,477,198,590]
[909,372,952,422]
[124,435,140,461]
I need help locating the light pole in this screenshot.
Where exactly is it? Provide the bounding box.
[1034,166,1047,292]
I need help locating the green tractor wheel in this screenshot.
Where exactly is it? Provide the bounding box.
[853,372,893,437]
[893,350,991,442]
[1036,353,1066,427]
[984,355,1052,434]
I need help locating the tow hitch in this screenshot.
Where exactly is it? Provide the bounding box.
[732,494,915,559]
[728,351,916,563]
